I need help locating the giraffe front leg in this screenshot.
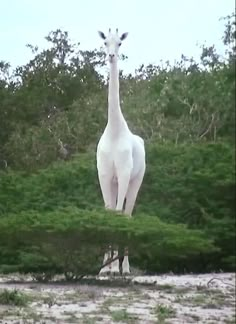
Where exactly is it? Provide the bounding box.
[110,181,118,210]
[122,247,130,275]
[115,149,133,213]
[116,168,131,213]
[124,167,145,216]
[110,248,120,276]
[99,245,112,276]
[98,173,113,210]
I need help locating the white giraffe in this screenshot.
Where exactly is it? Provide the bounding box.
[97,29,146,275]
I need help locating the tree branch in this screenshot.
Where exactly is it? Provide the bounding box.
[207,277,234,288]
[75,254,125,282]
[176,96,195,114]
[199,113,215,139]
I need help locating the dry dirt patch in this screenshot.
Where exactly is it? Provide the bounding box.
[0,272,235,323]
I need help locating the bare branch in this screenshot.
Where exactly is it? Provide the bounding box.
[207,277,235,288]
[199,113,215,139]
[176,96,195,114]
[75,254,125,282]
[98,254,123,272]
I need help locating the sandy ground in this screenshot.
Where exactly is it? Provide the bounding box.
[0,272,235,323]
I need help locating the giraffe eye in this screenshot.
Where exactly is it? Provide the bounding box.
[104,42,107,46]
[118,42,121,46]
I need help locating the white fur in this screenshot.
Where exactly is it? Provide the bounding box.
[97,29,146,216]
[122,248,130,275]
[111,250,120,275]
[97,29,146,275]
[99,246,112,275]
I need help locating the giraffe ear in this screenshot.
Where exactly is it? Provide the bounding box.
[98,31,106,40]
[120,32,128,41]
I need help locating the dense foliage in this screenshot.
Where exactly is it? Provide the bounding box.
[0,14,235,276]
[0,208,217,276]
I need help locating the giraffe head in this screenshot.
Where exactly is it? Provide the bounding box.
[98,28,128,63]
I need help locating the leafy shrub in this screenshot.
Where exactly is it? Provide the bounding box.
[0,208,217,275]
[0,289,28,306]
[0,141,234,273]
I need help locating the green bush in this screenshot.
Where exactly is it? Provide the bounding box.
[0,208,217,275]
[0,289,28,306]
[139,142,235,224]
[0,152,100,215]
[0,142,234,273]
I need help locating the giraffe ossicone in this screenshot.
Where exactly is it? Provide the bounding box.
[96,29,146,276]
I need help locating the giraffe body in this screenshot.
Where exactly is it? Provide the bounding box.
[97,128,145,215]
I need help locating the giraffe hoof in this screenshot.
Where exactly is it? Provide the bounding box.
[111,271,121,277]
[98,271,111,277]
[122,270,131,277]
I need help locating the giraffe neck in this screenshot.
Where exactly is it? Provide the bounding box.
[107,60,126,131]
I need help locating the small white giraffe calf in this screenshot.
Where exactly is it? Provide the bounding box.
[96,29,146,275]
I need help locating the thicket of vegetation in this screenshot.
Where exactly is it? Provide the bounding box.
[0,13,235,277]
